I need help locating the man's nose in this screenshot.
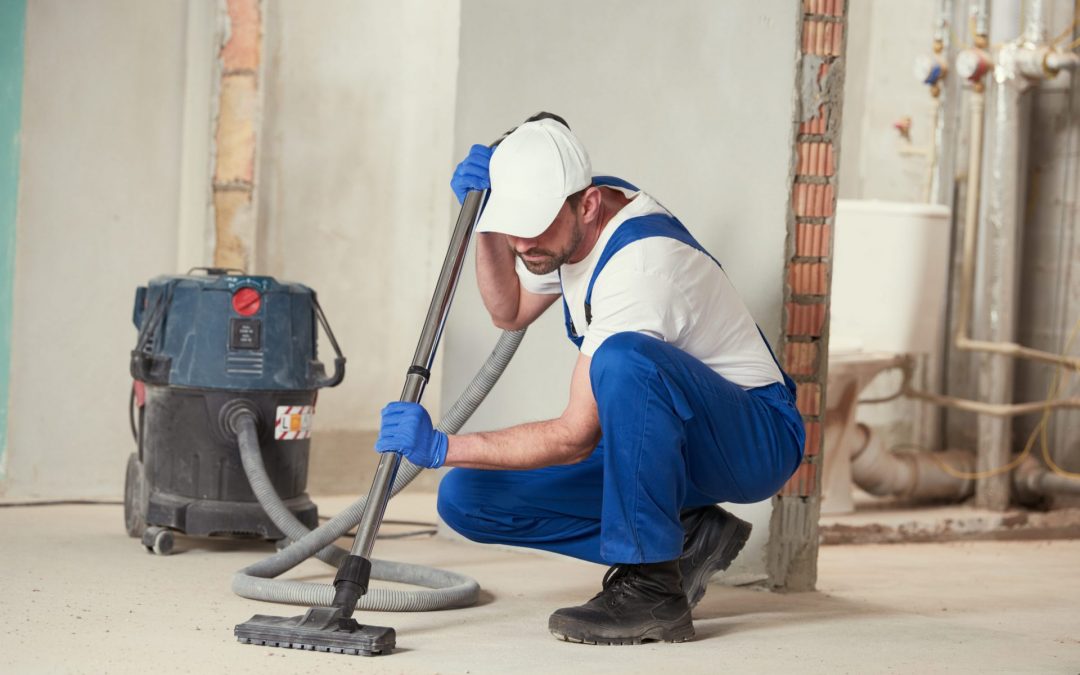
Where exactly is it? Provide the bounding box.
[508,236,536,253]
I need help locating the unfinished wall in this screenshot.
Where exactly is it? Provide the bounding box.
[441,0,803,583]
[255,0,461,491]
[1,1,188,497]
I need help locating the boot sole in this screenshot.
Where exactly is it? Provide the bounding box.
[548,615,695,646]
[685,515,752,609]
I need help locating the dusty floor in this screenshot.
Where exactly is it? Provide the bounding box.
[2,493,1079,674]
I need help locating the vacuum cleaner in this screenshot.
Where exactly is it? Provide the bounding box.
[125,113,563,656]
[125,270,344,554]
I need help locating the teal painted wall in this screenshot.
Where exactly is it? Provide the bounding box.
[0,0,27,474]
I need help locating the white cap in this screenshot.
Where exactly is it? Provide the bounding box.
[475,119,592,239]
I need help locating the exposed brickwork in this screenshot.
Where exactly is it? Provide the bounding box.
[771,0,848,591]
[795,222,831,258]
[800,104,829,135]
[802,421,822,458]
[785,302,826,336]
[780,462,818,497]
[796,142,835,176]
[802,19,844,57]
[788,262,828,296]
[803,0,844,16]
[785,342,818,376]
[212,0,263,271]
[795,382,821,416]
[794,183,836,218]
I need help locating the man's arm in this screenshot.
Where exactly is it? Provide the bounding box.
[445,353,600,469]
[475,232,559,330]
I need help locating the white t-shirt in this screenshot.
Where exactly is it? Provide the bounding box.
[515,186,784,390]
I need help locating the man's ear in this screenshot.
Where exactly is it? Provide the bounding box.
[581,186,603,222]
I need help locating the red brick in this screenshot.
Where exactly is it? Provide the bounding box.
[786,302,826,337]
[797,382,821,416]
[788,262,827,295]
[803,421,822,458]
[785,342,818,375]
[221,0,261,72]
[822,184,835,217]
[781,462,818,497]
[832,22,844,56]
[796,222,831,258]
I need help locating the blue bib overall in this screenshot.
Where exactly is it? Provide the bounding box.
[439,178,805,565]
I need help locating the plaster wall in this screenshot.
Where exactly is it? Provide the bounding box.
[838,0,939,204]
[256,0,461,440]
[2,1,187,497]
[440,0,802,581]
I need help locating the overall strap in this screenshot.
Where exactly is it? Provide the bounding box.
[562,197,797,400]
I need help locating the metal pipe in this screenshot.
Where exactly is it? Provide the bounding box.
[907,387,1080,416]
[973,0,991,44]
[1022,0,1047,45]
[350,188,486,560]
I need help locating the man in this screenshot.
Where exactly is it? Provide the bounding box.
[375,117,804,645]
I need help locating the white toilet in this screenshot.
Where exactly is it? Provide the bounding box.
[822,200,952,514]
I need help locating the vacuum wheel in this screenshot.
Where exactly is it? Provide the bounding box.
[124,453,148,538]
[142,526,175,556]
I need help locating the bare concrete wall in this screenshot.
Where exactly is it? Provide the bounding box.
[256,1,461,490]
[440,0,801,581]
[838,0,938,203]
[1,1,187,497]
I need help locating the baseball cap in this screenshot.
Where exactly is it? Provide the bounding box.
[475,118,592,239]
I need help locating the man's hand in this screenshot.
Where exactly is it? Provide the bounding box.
[375,402,449,469]
[450,144,492,204]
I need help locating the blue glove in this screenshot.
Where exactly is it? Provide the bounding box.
[450,144,492,204]
[375,401,449,469]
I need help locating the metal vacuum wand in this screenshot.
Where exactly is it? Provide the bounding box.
[330,187,488,616]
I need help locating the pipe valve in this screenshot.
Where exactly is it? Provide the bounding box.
[956,48,993,87]
[914,54,948,91]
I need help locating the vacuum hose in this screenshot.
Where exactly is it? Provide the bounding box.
[231,328,525,612]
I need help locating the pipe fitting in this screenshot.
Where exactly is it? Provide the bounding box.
[956,48,993,85]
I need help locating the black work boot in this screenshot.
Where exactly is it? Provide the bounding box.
[679,505,752,608]
[548,560,694,645]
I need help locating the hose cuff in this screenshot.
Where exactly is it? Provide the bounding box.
[332,555,373,618]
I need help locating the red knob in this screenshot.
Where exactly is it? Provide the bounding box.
[232,287,261,316]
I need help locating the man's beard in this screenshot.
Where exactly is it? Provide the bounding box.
[516,221,584,275]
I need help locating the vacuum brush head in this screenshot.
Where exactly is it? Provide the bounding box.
[235,607,395,656]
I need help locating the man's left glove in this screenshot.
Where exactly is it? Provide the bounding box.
[375,401,449,469]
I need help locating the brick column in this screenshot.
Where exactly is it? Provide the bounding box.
[767,0,848,592]
[211,0,263,271]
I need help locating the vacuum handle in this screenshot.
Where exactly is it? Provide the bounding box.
[339,112,567,611]
[311,295,346,388]
[347,187,487,565]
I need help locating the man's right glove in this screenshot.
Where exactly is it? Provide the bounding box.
[450,144,493,204]
[374,401,449,469]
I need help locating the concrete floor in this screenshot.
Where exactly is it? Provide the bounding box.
[3,493,1079,674]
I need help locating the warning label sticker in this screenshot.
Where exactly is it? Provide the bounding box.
[275,405,315,440]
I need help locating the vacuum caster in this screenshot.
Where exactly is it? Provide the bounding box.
[142,526,175,556]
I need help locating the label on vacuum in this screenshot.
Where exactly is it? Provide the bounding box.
[230,318,262,350]
[275,405,314,440]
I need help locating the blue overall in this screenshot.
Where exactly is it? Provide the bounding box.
[439,177,805,565]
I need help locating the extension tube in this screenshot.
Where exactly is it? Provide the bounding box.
[231,329,525,612]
